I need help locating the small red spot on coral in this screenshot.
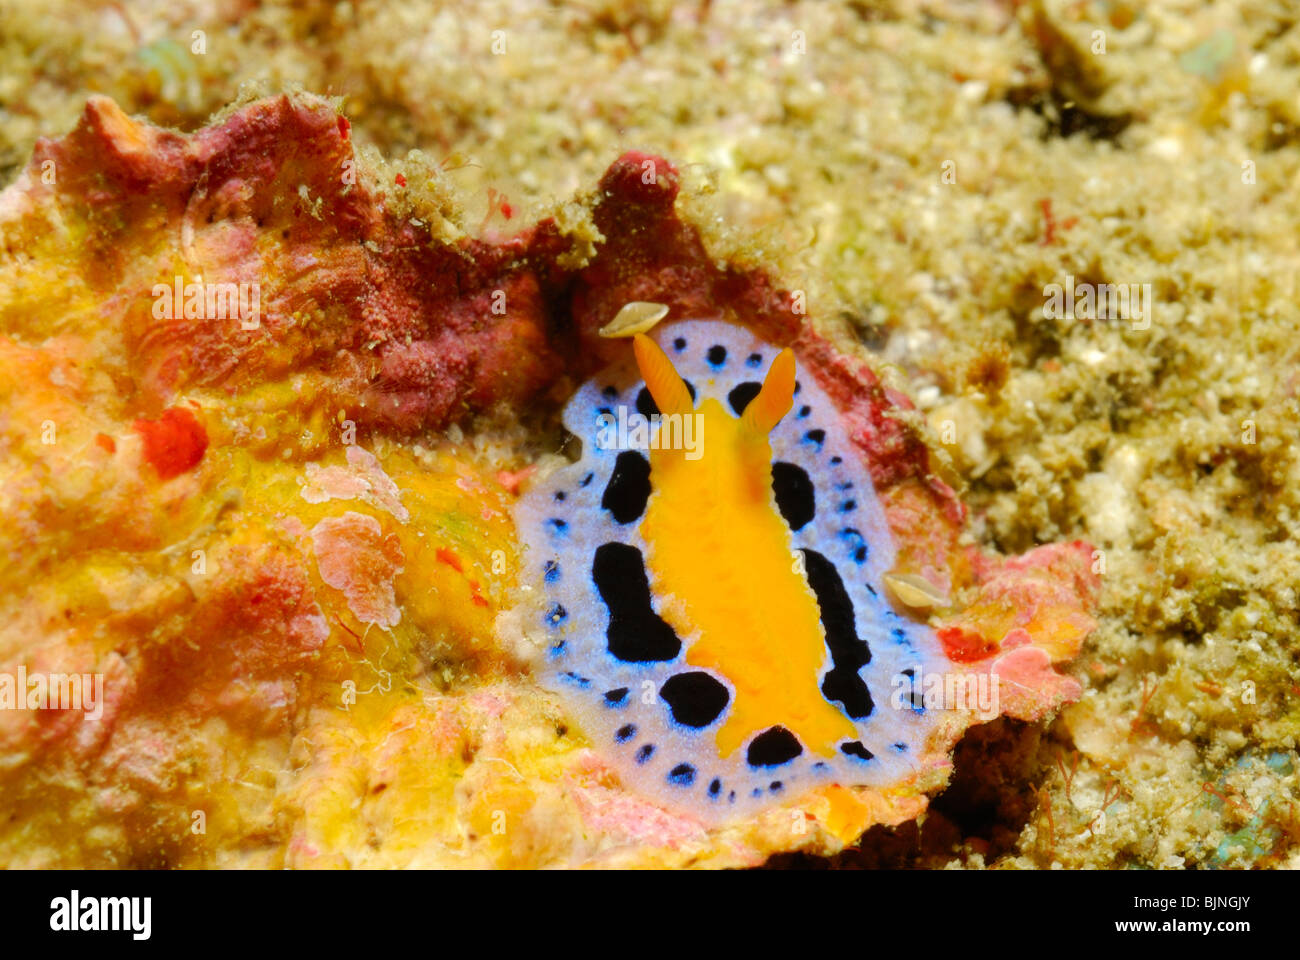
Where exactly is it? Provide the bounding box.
[1202,781,1251,815]
[435,547,464,573]
[1038,197,1078,246]
[436,551,490,607]
[132,406,208,479]
[1129,676,1161,739]
[332,612,366,655]
[936,625,999,663]
[598,151,680,207]
[495,466,535,495]
[501,202,514,220]
[94,433,116,454]
[337,115,351,140]
[395,173,407,187]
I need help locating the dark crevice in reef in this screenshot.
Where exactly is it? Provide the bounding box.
[1009,1,1133,144]
[1003,85,1133,145]
[762,718,1046,869]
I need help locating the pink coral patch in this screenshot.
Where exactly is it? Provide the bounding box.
[990,646,1084,721]
[310,511,405,628]
[571,781,709,848]
[301,446,409,522]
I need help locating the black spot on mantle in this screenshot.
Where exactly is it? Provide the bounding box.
[660,671,730,728]
[800,547,874,719]
[592,542,681,663]
[841,740,874,762]
[727,381,762,416]
[601,450,650,524]
[772,461,815,531]
[746,726,803,767]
